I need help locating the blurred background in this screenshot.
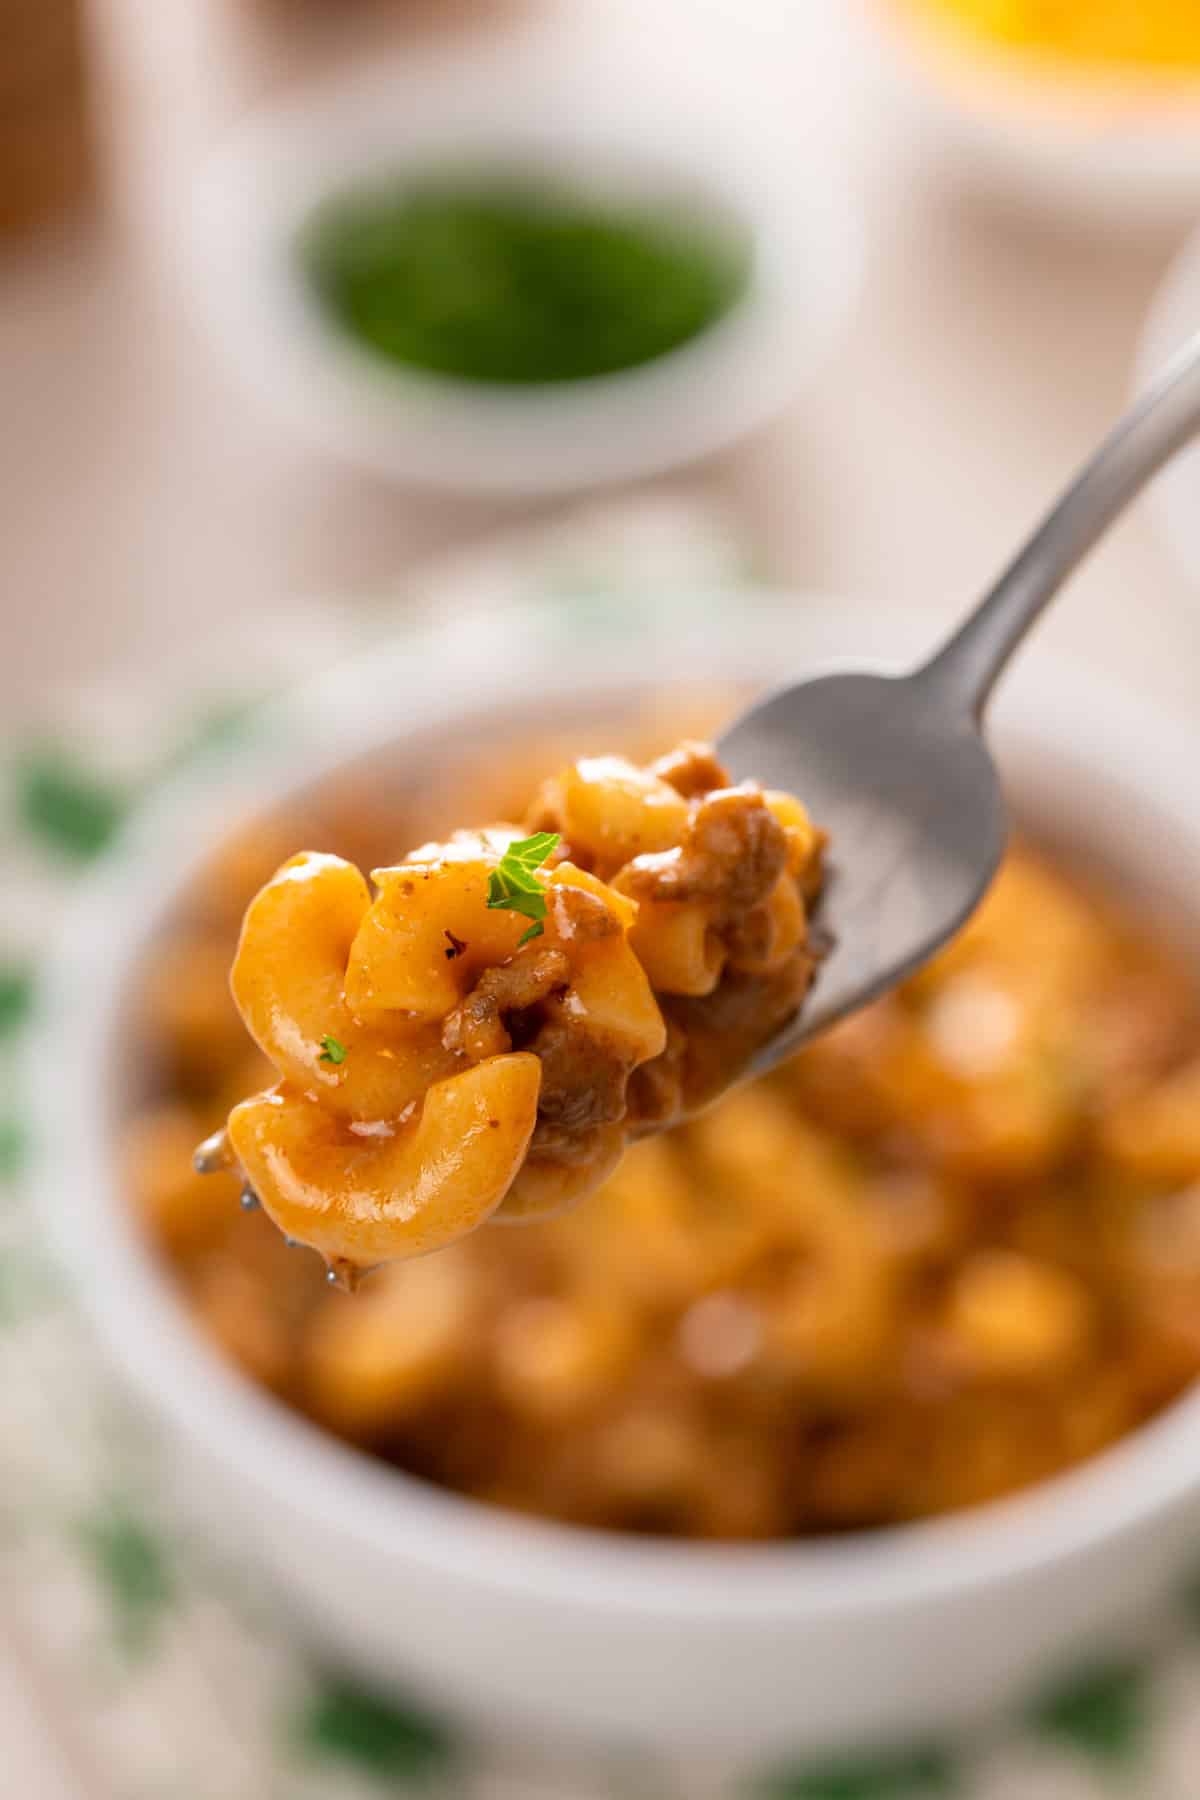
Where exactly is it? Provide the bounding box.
[10,1,1200,1795]
[10,0,1200,721]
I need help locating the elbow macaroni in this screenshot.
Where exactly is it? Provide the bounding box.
[129,732,1200,1538]
[213,744,821,1280]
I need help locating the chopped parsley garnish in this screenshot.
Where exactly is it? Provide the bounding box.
[486,832,560,945]
[301,180,747,387]
[318,1034,347,1066]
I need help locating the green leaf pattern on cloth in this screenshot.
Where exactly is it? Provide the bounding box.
[757,1746,957,1800]
[0,1116,26,1183]
[294,1679,453,1782]
[1028,1661,1150,1765]
[0,962,34,1037]
[78,1503,175,1657]
[15,748,130,860]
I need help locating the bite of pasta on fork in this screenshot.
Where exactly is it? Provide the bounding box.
[195,742,825,1288]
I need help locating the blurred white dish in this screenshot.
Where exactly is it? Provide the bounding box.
[860,1,1200,223]
[33,595,1200,1764]
[181,39,861,495]
[1138,228,1200,588]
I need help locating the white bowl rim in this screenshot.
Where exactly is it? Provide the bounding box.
[178,46,864,494]
[32,593,1200,1622]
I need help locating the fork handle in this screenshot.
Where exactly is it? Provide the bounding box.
[917,327,1200,720]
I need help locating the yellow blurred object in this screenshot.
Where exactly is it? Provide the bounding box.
[912,0,1200,72]
[945,1249,1093,1379]
[1101,1060,1200,1182]
[493,1296,636,1423]
[123,1107,242,1256]
[305,1253,482,1436]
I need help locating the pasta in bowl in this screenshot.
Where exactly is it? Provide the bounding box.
[201,744,824,1284]
[137,812,1200,1536]
[35,613,1200,1757]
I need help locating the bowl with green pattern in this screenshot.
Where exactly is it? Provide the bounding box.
[182,39,861,494]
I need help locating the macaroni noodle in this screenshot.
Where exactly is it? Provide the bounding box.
[204,744,824,1282]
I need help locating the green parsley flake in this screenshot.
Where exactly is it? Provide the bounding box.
[318,1034,347,1066]
[486,831,560,945]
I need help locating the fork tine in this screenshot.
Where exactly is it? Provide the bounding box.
[193,1128,233,1175]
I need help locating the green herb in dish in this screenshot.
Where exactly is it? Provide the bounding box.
[299,179,747,385]
[318,1034,347,1066]
[486,831,560,944]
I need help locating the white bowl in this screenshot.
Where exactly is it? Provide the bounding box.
[33,597,1200,1765]
[181,40,861,496]
[859,1,1200,223]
